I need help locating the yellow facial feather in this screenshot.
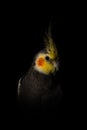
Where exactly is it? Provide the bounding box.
[35,53,56,75]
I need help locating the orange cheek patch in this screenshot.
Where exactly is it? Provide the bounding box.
[37,57,45,66]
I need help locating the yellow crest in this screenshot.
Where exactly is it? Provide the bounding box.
[44,25,58,59]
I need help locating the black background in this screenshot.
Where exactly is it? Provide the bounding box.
[1,3,76,125]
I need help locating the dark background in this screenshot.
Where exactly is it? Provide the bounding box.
[1,4,74,124]
[1,2,85,127]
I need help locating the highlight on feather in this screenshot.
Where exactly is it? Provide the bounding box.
[44,24,58,59]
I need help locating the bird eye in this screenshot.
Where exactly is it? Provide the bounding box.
[45,56,50,61]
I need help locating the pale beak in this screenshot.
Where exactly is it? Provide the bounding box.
[53,61,59,71]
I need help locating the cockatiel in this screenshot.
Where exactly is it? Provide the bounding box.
[17,26,62,119]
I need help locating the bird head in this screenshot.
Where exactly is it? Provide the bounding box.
[33,26,59,75]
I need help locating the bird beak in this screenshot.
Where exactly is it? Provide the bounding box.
[53,61,59,72]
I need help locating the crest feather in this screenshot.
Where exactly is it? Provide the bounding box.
[44,24,58,59]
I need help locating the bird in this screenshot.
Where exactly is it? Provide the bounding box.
[17,25,63,120]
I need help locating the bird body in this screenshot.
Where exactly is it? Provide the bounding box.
[17,26,62,119]
[18,66,52,105]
